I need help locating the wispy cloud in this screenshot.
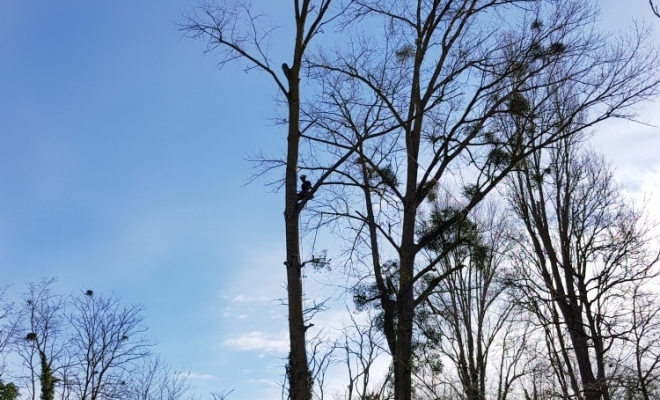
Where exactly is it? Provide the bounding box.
[223,331,288,354]
[179,372,217,381]
[231,294,271,303]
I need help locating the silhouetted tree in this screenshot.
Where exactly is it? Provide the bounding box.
[307,1,660,399]
[126,355,199,400]
[13,279,66,400]
[10,281,155,400]
[180,2,360,399]
[66,291,152,400]
[509,135,660,400]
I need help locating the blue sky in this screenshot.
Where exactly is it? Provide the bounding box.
[0,1,659,399]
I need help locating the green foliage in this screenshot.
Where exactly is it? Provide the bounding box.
[285,352,313,400]
[421,180,438,202]
[352,282,379,311]
[352,261,398,312]
[470,241,490,271]
[529,41,544,59]
[481,130,497,145]
[413,308,444,378]
[307,250,331,272]
[395,44,415,62]
[418,206,481,253]
[0,381,19,400]
[507,91,530,116]
[548,42,566,55]
[375,164,399,188]
[355,158,399,190]
[464,122,483,137]
[418,206,490,270]
[39,350,56,400]
[363,392,381,400]
[462,184,479,200]
[487,147,510,167]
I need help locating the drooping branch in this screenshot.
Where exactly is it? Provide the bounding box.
[651,0,660,17]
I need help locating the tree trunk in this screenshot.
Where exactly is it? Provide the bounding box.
[284,47,311,400]
[394,254,414,400]
[394,153,421,400]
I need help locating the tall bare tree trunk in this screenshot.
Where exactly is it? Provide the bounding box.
[283,43,310,400]
[182,3,340,398]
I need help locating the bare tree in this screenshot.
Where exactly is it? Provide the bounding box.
[415,203,528,400]
[608,285,660,400]
[65,290,152,400]
[126,355,199,400]
[211,389,234,400]
[0,287,19,400]
[303,1,660,398]
[8,283,156,400]
[13,279,67,400]
[0,287,16,379]
[338,311,389,400]
[509,135,660,400]
[180,2,359,399]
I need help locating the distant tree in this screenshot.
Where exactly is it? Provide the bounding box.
[66,290,152,400]
[126,355,199,400]
[210,389,234,400]
[627,287,660,400]
[13,279,66,400]
[10,281,154,400]
[338,312,389,400]
[509,135,660,400]
[415,203,529,400]
[0,287,16,378]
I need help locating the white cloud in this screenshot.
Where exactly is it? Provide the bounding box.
[179,372,217,381]
[223,331,288,354]
[232,294,270,303]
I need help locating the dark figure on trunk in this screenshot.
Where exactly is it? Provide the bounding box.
[297,175,312,202]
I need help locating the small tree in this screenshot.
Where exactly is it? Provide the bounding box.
[0,287,16,379]
[13,279,66,400]
[628,287,660,400]
[126,355,199,400]
[66,290,152,400]
[416,203,527,400]
[10,282,155,400]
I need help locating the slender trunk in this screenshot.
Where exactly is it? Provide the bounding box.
[284,21,310,400]
[360,157,397,356]
[394,170,419,399]
[394,249,415,400]
[395,120,421,400]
